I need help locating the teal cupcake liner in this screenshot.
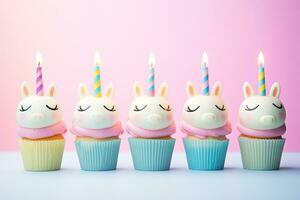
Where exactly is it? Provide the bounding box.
[75,139,121,171]
[128,137,176,171]
[183,138,229,170]
[238,136,285,170]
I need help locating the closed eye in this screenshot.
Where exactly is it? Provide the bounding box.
[134,105,147,112]
[46,105,58,111]
[103,105,116,112]
[78,105,90,112]
[159,104,171,111]
[272,103,283,109]
[245,105,259,111]
[186,106,200,112]
[215,105,226,111]
[20,105,32,112]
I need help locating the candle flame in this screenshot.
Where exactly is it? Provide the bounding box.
[202,51,208,67]
[36,51,43,66]
[148,52,156,67]
[94,50,101,66]
[258,51,264,67]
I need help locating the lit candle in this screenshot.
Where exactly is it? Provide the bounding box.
[94,50,102,97]
[201,51,209,96]
[35,52,44,96]
[148,53,155,96]
[258,51,266,96]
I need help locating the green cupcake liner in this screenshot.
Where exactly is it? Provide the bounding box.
[20,138,65,171]
[183,138,229,170]
[75,139,121,171]
[239,136,285,170]
[128,137,176,171]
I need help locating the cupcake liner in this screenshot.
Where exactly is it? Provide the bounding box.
[75,139,121,171]
[238,136,285,170]
[128,137,175,171]
[183,138,229,170]
[20,138,65,171]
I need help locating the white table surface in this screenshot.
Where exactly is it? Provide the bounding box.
[0,152,299,200]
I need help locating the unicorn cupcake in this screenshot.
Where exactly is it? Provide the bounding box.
[181,52,232,170]
[238,52,286,170]
[70,51,123,171]
[126,53,176,171]
[16,53,66,171]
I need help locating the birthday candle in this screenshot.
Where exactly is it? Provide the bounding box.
[201,51,209,96]
[258,51,266,96]
[35,52,44,96]
[94,50,102,97]
[148,53,155,96]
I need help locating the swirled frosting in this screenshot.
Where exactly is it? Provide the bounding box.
[237,122,286,138]
[17,121,67,139]
[70,121,123,139]
[181,120,231,139]
[126,121,176,138]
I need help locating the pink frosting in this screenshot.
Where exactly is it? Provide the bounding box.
[180,120,232,139]
[237,122,286,138]
[126,121,176,138]
[70,121,124,139]
[17,121,67,139]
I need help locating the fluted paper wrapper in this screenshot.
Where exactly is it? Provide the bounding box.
[75,139,121,171]
[128,137,175,171]
[183,138,229,170]
[239,136,285,170]
[20,138,65,171]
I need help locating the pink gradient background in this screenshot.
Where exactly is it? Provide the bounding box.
[0,0,299,151]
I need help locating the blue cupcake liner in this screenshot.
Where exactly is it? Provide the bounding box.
[183,138,229,170]
[75,139,121,171]
[239,136,285,170]
[128,137,176,171]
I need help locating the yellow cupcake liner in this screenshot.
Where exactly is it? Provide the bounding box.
[20,137,65,171]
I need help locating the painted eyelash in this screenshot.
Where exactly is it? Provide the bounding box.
[186,106,200,112]
[215,105,226,111]
[159,104,171,111]
[78,105,90,112]
[20,105,32,112]
[103,105,116,112]
[272,103,283,109]
[46,105,58,111]
[245,104,259,111]
[134,105,147,112]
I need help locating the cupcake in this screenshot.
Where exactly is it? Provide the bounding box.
[16,81,67,171]
[238,82,286,170]
[126,82,176,171]
[181,81,232,170]
[70,51,123,171]
[181,52,231,170]
[70,83,123,171]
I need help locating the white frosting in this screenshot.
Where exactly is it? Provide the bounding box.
[73,83,119,129]
[182,82,229,129]
[128,82,174,130]
[16,82,62,128]
[238,82,286,130]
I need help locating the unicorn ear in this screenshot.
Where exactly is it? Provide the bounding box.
[133,82,144,97]
[46,82,57,97]
[212,82,222,97]
[158,82,168,97]
[21,82,32,98]
[104,83,114,98]
[79,83,89,99]
[243,82,254,98]
[269,82,280,98]
[186,82,197,97]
